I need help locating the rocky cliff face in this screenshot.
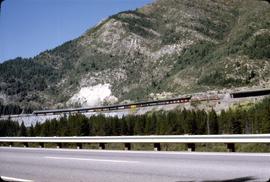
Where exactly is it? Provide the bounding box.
[0,0,269,109]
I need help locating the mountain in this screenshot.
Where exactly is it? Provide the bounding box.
[0,0,269,110]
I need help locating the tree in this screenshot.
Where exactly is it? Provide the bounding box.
[231,110,243,134]
[29,124,35,136]
[80,118,90,136]
[0,120,20,136]
[134,115,145,135]
[144,113,157,134]
[183,110,197,134]
[196,110,207,134]
[167,111,178,134]
[19,122,27,136]
[209,109,219,134]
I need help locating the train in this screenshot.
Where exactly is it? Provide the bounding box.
[32,96,192,115]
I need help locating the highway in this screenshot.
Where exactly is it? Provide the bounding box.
[0,147,269,182]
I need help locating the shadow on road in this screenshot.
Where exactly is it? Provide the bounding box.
[176,176,270,182]
[203,176,255,182]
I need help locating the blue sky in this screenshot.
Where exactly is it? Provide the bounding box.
[0,0,153,62]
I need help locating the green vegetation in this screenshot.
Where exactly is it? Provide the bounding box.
[244,33,270,59]
[0,57,59,96]
[0,102,32,115]
[0,120,20,136]
[111,11,157,38]
[1,97,269,137]
[1,98,269,152]
[198,71,244,87]
[176,41,215,69]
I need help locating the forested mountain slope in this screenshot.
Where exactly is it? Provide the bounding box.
[0,0,269,109]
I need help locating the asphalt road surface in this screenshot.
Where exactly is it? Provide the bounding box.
[0,147,269,182]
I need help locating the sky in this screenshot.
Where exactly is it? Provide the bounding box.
[0,0,153,62]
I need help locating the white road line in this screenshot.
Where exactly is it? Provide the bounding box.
[0,176,33,182]
[44,156,140,163]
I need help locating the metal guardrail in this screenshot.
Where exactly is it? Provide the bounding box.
[0,134,270,143]
[0,134,269,152]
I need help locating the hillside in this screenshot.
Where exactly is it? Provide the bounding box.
[0,0,269,110]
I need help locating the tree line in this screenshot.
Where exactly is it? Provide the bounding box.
[0,98,269,137]
[0,103,33,116]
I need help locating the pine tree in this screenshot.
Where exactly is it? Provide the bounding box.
[144,113,156,134]
[19,122,27,136]
[80,118,90,136]
[209,109,219,134]
[29,124,35,136]
[184,110,197,134]
[194,110,206,134]
[167,111,178,134]
[231,110,242,134]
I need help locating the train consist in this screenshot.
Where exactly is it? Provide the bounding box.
[32,96,192,115]
[1,88,270,120]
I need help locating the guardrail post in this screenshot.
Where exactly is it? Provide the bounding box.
[124,143,131,150]
[56,143,62,149]
[23,142,28,148]
[39,143,44,148]
[187,143,195,152]
[9,142,13,147]
[99,143,105,150]
[154,143,161,151]
[226,143,235,152]
[76,143,82,149]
